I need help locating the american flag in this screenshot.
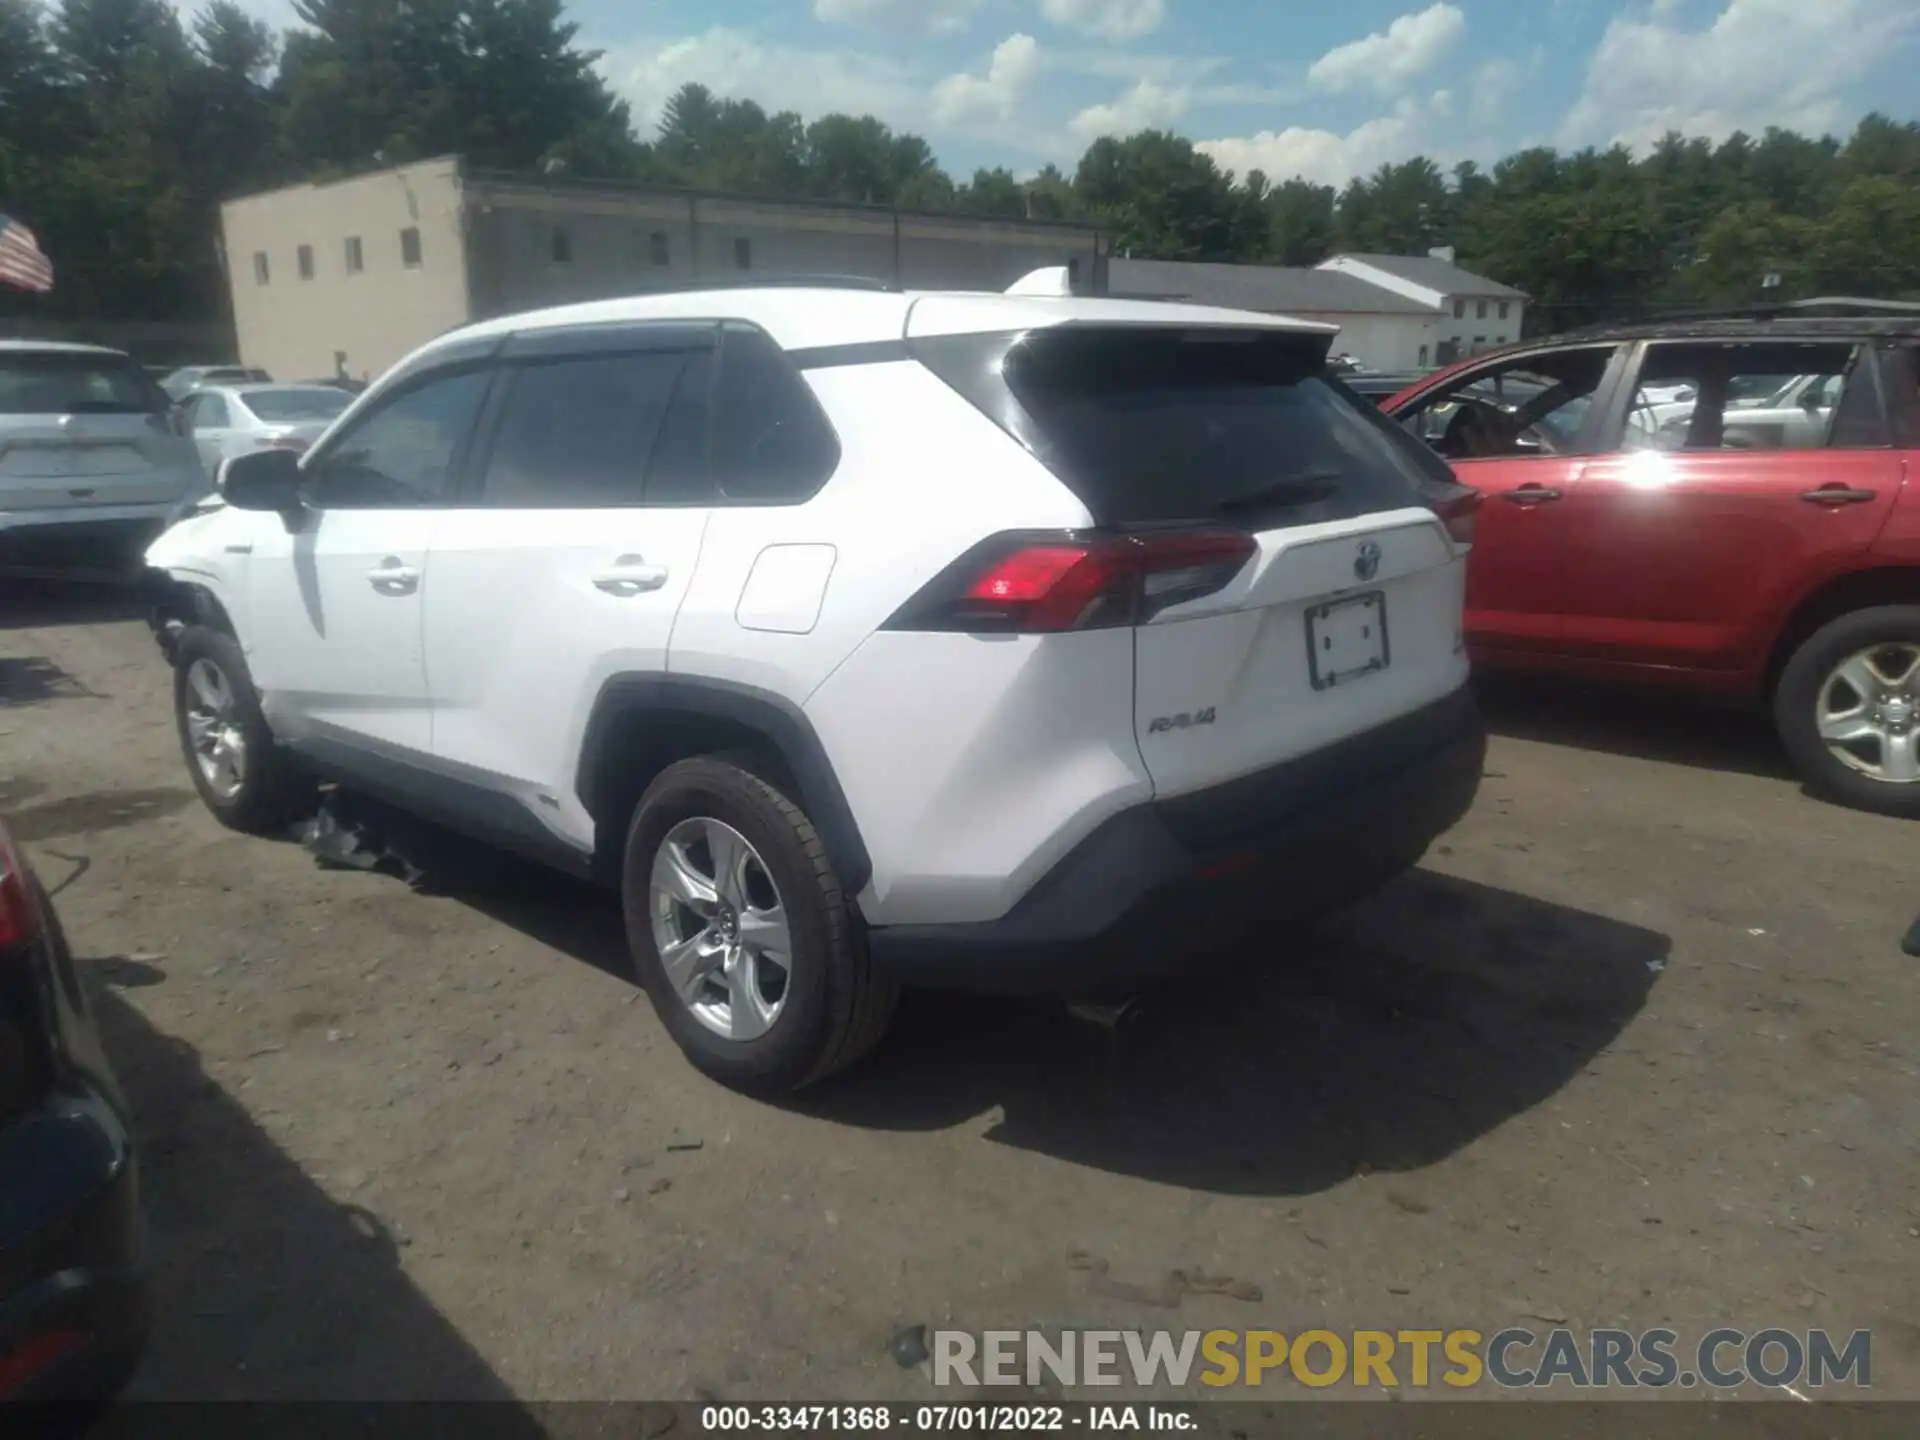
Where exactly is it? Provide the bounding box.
[0,214,54,294]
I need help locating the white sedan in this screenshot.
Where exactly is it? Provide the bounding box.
[178,384,353,475]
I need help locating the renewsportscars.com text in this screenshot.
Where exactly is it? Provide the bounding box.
[932,1327,1871,1391]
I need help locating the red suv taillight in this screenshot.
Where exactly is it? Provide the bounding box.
[1427,484,1480,547]
[886,529,1258,634]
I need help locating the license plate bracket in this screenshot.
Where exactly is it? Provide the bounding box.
[1306,590,1390,691]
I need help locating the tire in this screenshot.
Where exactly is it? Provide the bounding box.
[171,625,315,834]
[622,756,897,1094]
[1773,605,1920,819]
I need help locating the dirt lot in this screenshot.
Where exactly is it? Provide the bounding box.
[2,579,1916,1406]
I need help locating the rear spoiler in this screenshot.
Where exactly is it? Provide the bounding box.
[1006,266,1078,297]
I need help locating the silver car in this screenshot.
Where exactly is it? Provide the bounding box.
[0,342,207,566]
[179,383,354,473]
[1648,372,1843,450]
[157,365,272,402]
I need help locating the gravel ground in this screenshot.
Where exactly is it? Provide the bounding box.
[1,579,1915,1408]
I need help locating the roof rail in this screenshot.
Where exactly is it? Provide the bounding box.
[633,274,901,295]
[1559,295,1920,335]
[1777,296,1920,315]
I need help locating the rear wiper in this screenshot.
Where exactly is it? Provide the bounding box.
[1215,467,1343,512]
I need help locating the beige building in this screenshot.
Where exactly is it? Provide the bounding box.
[220,157,1110,383]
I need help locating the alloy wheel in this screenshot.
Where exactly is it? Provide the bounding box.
[1815,642,1920,784]
[184,657,249,800]
[648,817,793,1041]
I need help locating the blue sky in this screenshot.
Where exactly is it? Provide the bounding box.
[208,0,1920,184]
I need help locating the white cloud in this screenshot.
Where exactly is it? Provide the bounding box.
[598,27,926,133]
[1306,3,1467,95]
[1197,110,1421,187]
[813,0,984,33]
[1040,0,1168,43]
[932,33,1043,123]
[166,0,305,32]
[1470,56,1521,126]
[1559,0,1920,150]
[1068,79,1191,142]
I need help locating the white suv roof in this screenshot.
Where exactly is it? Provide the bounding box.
[429,285,1337,366]
[0,339,129,357]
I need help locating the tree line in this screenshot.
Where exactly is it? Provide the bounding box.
[3,0,1918,334]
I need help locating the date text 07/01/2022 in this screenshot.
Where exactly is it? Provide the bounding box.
[698,1405,1196,1432]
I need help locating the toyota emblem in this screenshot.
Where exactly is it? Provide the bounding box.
[1354,540,1382,581]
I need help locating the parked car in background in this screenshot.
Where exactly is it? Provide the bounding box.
[1383,304,1920,816]
[1640,371,1844,452]
[1344,371,1432,406]
[157,365,272,402]
[179,383,354,472]
[0,341,208,573]
[145,283,1483,1092]
[299,377,368,396]
[0,820,148,1403]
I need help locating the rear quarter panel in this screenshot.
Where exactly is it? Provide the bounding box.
[667,359,1090,701]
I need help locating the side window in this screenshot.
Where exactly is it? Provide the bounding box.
[711,324,840,503]
[195,394,231,429]
[303,369,488,507]
[1399,347,1615,460]
[1621,342,1862,453]
[477,351,688,508]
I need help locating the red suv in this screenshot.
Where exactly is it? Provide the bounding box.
[1382,304,1920,817]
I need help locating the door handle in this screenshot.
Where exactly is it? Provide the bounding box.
[367,558,420,595]
[592,556,670,597]
[1501,485,1563,505]
[1799,485,1878,507]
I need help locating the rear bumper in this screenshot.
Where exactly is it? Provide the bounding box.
[866,685,1485,996]
[0,507,181,578]
[0,500,185,533]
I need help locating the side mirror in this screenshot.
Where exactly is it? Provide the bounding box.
[220,448,303,513]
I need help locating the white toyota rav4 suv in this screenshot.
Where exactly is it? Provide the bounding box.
[143,280,1485,1093]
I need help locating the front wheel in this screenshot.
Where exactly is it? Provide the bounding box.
[171,626,314,833]
[1774,606,1920,818]
[622,757,897,1094]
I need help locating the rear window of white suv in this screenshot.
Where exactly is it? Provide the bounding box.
[916,326,1447,529]
[0,351,169,415]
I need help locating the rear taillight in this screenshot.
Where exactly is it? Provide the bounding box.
[0,826,47,1126]
[0,826,40,950]
[887,529,1258,634]
[0,1328,89,1398]
[1428,484,1480,547]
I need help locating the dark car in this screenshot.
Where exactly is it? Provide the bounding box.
[1343,370,1432,406]
[0,821,148,1403]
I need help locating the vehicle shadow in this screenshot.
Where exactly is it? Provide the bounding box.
[0,655,101,706]
[345,803,1668,1197]
[1476,672,1793,781]
[797,868,1668,1195]
[88,984,543,1410]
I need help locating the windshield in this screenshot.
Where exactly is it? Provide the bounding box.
[0,352,169,415]
[240,388,352,423]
